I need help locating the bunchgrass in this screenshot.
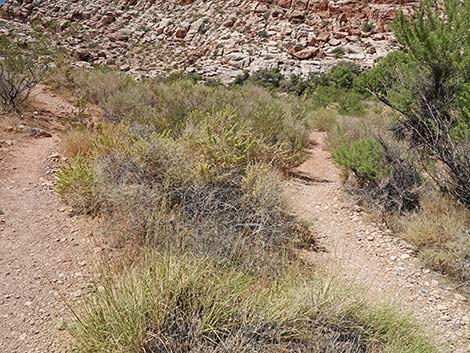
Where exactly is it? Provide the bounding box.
[70,252,437,353]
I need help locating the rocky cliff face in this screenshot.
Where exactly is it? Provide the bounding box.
[1,0,417,82]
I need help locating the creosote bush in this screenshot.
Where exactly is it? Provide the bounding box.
[0,34,51,112]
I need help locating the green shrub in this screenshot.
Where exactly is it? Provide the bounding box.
[353,51,415,111]
[246,68,285,89]
[56,155,96,212]
[368,0,470,206]
[333,137,389,182]
[281,74,316,96]
[337,91,365,116]
[163,71,203,83]
[333,137,421,212]
[310,85,339,109]
[326,63,359,90]
[0,34,51,111]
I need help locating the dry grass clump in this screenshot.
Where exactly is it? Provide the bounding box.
[70,252,436,353]
[400,195,470,282]
[60,128,97,158]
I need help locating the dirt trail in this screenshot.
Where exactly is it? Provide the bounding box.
[288,132,469,353]
[0,88,92,353]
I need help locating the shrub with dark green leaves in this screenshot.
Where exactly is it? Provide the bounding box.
[247,68,285,89]
[281,74,316,96]
[337,92,365,116]
[326,63,360,90]
[333,137,389,182]
[310,85,340,109]
[353,51,415,112]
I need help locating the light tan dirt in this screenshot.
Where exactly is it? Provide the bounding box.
[288,132,469,353]
[0,87,93,353]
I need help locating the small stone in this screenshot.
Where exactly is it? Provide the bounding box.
[55,318,67,331]
[454,293,467,302]
[25,301,32,307]
[436,304,448,311]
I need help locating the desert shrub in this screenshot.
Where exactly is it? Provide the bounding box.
[72,69,156,123]
[57,69,308,153]
[89,130,309,273]
[56,155,96,212]
[333,137,421,212]
[46,53,76,92]
[370,0,470,206]
[353,51,414,98]
[333,137,390,182]
[308,107,338,131]
[246,68,285,89]
[232,71,250,86]
[55,76,312,270]
[70,253,437,353]
[337,91,365,116]
[0,34,50,111]
[326,63,360,90]
[163,71,203,83]
[401,195,470,282]
[232,68,286,90]
[310,85,340,109]
[281,74,316,96]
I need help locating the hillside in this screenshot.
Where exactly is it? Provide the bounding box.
[1,0,416,82]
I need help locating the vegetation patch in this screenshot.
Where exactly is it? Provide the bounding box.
[70,252,436,353]
[0,34,51,112]
[400,196,470,282]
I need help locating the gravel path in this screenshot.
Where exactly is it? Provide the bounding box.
[288,132,470,353]
[0,89,93,353]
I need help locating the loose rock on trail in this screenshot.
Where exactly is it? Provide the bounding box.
[288,132,470,353]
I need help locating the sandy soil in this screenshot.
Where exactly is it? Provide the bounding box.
[0,87,93,353]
